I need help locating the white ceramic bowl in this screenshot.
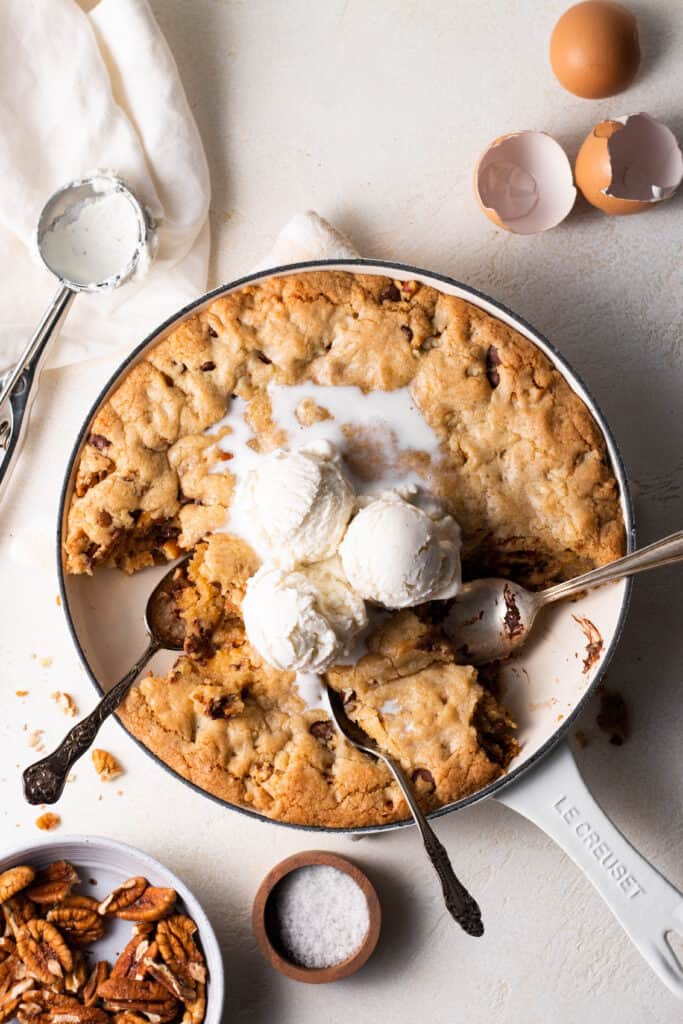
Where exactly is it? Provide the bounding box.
[0,834,224,1024]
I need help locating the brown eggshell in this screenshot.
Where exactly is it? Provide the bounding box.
[575,114,683,215]
[550,2,640,99]
[575,121,645,214]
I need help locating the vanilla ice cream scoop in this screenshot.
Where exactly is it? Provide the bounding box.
[339,492,461,609]
[235,441,354,569]
[242,558,367,672]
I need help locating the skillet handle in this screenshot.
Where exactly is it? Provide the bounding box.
[495,741,683,998]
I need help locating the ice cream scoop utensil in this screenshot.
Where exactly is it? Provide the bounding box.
[0,175,148,505]
[23,557,190,806]
[445,530,683,666]
[325,685,484,937]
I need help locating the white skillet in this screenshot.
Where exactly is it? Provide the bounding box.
[57,260,683,996]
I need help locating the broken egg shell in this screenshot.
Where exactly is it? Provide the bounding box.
[475,131,576,234]
[550,1,640,100]
[575,113,683,215]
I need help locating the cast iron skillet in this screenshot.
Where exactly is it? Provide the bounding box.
[57,260,683,994]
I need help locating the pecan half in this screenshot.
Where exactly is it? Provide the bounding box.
[143,959,196,1003]
[25,991,110,1024]
[16,920,73,986]
[46,905,103,947]
[0,868,35,906]
[97,878,147,917]
[111,930,156,981]
[97,978,179,1023]
[154,915,206,1019]
[155,916,202,966]
[82,962,109,1007]
[27,863,79,906]
[115,889,176,923]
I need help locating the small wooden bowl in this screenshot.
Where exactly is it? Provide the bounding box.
[252,850,382,984]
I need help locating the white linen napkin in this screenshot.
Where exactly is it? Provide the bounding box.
[0,0,210,372]
[254,211,360,270]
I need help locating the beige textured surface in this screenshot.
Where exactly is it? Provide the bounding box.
[3,2,682,1023]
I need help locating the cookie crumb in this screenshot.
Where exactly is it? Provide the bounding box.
[39,656,53,669]
[92,749,123,781]
[15,690,29,697]
[28,729,44,752]
[35,812,60,831]
[51,691,78,717]
[296,397,332,426]
[66,773,76,784]
[56,595,62,607]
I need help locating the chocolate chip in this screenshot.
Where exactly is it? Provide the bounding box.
[87,433,111,450]
[411,767,436,793]
[485,345,501,389]
[96,509,112,528]
[310,720,334,743]
[129,509,143,523]
[208,326,218,338]
[379,284,401,303]
[200,360,216,372]
[150,520,180,543]
[185,632,215,660]
[255,350,271,364]
[401,324,414,341]
[206,694,239,719]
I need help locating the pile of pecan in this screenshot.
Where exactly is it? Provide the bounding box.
[0,861,207,1024]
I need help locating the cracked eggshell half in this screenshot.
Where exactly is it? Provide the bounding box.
[575,113,683,215]
[475,131,576,234]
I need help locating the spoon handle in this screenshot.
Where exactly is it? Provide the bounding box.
[384,755,484,936]
[0,285,75,504]
[540,530,683,606]
[22,640,159,806]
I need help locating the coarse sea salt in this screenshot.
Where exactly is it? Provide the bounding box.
[270,865,369,969]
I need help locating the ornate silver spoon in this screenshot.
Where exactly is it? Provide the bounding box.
[444,530,683,666]
[23,558,189,806]
[325,685,484,937]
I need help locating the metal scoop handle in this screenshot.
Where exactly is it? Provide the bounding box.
[0,285,75,502]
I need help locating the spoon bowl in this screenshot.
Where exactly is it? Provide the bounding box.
[444,530,683,666]
[23,555,191,806]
